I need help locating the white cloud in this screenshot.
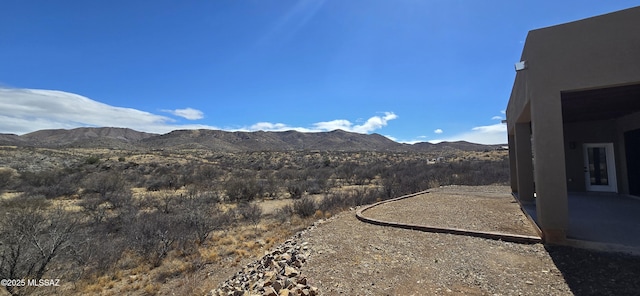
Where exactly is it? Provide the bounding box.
[248,122,303,132]
[434,129,443,134]
[0,88,398,136]
[311,112,398,134]
[491,116,503,120]
[245,112,398,134]
[395,135,428,145]
[0,88,217,134]
[164,107,204,120]
[428,123,507,145]
[500,110,506,114]
[313,119,352,131]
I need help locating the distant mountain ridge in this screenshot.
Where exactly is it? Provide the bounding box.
[0,127,505,152]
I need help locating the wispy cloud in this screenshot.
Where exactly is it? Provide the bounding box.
[491,116,503,120]
[163,108,204,120]
[397,135,428,145]
[0,88,214,134]
[429,123,507,145]
[434,128,443,134]
[0,88,397,136]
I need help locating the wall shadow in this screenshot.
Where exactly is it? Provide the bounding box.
[545,245,640,295]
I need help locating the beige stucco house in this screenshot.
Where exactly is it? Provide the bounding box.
[506,6,640,243]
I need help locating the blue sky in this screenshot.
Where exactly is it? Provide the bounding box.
[1,1,638,144]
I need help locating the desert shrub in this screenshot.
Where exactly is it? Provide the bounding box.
[177,196,232,245]
[293,196,317,218]
[0,167,16,192]
[305,177,329,195]
[286,182,304,199]
[256,174,280,198]
[84,171,127,197]
[274,204,294,223]
[351,188,382,206]
[0,205,77,294]
[319,189,382,213]
[146,180,164,192]
[196,165,223,183]
[81,171,133,209]
[79,196,108,224]
[18,168,81,198]
[318,192,347,214]
[85,155,101,165]
[237,202,263,227]
[224,177,260,202]
[145,166,182,191]
[127,211,183,267]
[142,192,177,214]
[66,231,128,280]
[0,194,50,216]
[275,168,298,181]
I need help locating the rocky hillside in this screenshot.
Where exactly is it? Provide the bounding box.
[140,129,402,151]
[18,127,156,149]
[0,127,504,152]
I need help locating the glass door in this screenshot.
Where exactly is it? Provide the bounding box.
[584,143,618,192]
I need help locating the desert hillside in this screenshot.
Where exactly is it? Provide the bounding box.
[1,127,504,152]
[0,129,508,295]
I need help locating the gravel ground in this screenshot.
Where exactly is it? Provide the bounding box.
[216,185,640,295]
[300,211,568,295]
[363,185,539,237]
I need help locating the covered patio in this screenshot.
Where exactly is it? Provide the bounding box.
[506,6,640,245]
[520,193,640,253]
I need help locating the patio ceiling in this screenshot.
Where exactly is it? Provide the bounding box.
[561,83,640,123]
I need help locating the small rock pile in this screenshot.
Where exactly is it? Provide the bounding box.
[209,234,318,296]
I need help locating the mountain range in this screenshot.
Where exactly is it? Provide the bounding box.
[0,127,504,152]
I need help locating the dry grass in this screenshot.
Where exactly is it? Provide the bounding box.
[57,216,315,296]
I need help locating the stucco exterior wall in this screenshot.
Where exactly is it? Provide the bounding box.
[506,6,640,242]
[509,6,640,131]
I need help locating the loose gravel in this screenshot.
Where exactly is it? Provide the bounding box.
[213,185,640,295]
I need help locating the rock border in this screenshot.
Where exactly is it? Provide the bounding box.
[208,221,328,296]
[356,190,542,244]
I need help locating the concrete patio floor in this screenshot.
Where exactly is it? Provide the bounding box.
[520,193,640,252]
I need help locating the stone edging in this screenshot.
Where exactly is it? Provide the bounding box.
[356,190,543,244]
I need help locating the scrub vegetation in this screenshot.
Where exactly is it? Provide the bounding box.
[0,146,508,295]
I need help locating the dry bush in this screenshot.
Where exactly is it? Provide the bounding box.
[293,196,317,218]
[0,204,77,295]
[78,196,108,224]
[0,167,17,192]
[286,183,304,199]
[237,202,262,228]
[18,168,81,198]
[224,177,260,202]
[274,204,294,223]
[154,259,194,283]
[126,211,181,267]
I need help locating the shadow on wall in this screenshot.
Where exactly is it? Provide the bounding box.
[545,245,640,295]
